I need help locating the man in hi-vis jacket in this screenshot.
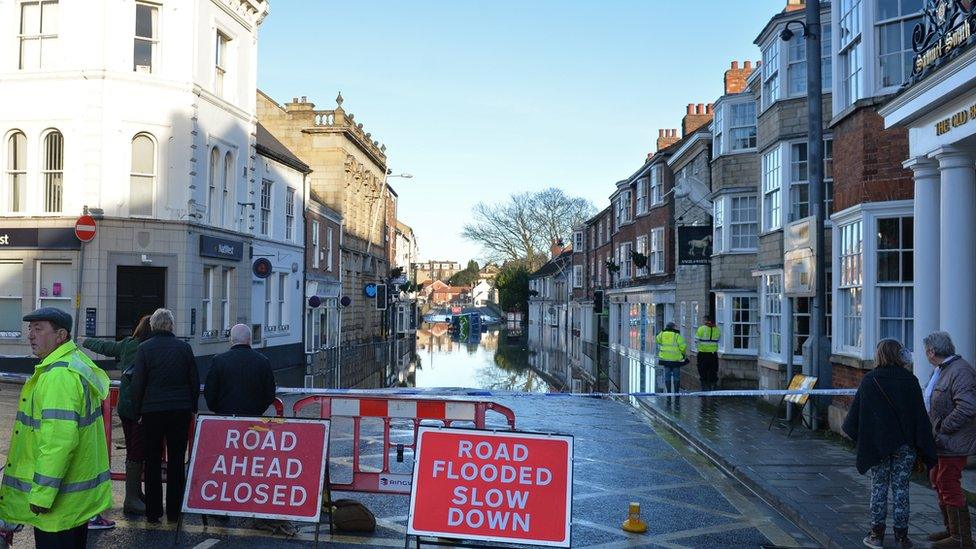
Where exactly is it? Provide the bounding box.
[0,308,112,548]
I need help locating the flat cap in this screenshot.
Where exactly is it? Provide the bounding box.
[23,307,72,333]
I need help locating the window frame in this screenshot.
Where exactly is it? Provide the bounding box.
[650,166,664,206]
[133,1,159,74]
[5,131,27,214]
[762,40,780,110]
[649,227,665,274]
[311,220,320,269]
[18,0,59,71]
[41,130,63,214]
[260,179,272,236]
[208,147,219,225]
[215,30,229,97]
[202,266,214,337]
[285,187,295,241]
[762,146,782,232]
[875,0,922,92]
[130,133,156,217]
[0,261,24,338]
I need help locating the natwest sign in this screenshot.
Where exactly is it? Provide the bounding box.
[407,427,573,547]
[182,416,330,521]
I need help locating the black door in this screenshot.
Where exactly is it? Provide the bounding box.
[116,266,166,339]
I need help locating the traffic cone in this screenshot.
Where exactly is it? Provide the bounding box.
[621,502,647,533]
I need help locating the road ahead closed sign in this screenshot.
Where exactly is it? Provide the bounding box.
[407,427,573,547]
[182,416,330,521]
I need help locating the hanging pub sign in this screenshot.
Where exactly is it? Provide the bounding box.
[910,0,976,85]
[677,226,712,265]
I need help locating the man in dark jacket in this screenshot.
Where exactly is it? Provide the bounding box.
[130,308,199,523]
[922,331,976,547]
[204,324,276,416]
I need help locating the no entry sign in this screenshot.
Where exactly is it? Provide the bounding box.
[74,215,96,242]
[182,416,330,521]
[407,427,574,547]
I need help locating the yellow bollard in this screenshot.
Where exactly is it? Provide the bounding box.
[621,501,647,533]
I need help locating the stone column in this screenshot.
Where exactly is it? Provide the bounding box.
[905,157,940,382]
[937,149,976,363]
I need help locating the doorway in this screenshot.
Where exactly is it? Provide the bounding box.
[116,266,166,339]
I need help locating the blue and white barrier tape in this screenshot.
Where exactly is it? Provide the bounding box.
[0,372,857,398]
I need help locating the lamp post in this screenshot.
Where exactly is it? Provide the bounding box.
[781,0,828,428]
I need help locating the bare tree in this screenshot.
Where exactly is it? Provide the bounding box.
[462,188,595,267]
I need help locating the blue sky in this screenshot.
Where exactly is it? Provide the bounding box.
[258,0,784,264]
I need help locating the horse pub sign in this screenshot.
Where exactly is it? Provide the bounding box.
[678,225,712,265]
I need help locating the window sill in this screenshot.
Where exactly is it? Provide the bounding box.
[714,148,757,159]
[713,249,758,257]
[719,349,758,358]
[759,228,783,237]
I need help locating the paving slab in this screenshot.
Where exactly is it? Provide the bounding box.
[638,394,974,549]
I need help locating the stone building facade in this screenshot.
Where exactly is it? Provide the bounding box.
[709,61,761,389]
[751,1,834,399]
[256,91,395,345]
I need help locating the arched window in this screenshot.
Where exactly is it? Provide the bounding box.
[222,152,233,227]
[130,134,155,216]
[42,130,62,213]
[6,132,26,213]
[208,147,219,224]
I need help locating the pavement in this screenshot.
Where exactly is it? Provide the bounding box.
[638,394,969,549]
[0,383,818,548]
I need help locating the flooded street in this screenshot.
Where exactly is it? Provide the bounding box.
[410,321,652,395]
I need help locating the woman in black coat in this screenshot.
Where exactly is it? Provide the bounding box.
[843,339,937,548]
[130,308,199,524]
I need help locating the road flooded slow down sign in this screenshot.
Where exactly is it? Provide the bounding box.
[407,427,574,547]
[182,416,330,521]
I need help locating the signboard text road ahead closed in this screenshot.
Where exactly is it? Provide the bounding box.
[182,416,330,521]
[407,427,573,547]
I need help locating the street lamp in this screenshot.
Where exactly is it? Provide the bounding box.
[781,0,828,428]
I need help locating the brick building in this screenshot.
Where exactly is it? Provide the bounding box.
[827,0,921,430]
[304,190,343,386]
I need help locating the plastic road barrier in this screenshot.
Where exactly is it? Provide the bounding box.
[407,427,574,547]
[182,415,330,521]
[291,395,517,494]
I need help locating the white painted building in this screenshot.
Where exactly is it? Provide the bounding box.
[880,2,976,382]
[0,0,296,372]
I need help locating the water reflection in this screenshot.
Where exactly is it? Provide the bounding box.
[413,323,554,392]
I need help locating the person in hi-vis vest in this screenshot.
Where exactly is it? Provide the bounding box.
[656,322,687,393]
[695,315,721,391]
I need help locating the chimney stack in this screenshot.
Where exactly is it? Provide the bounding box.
[785,0,804,12]
[550,238,565,259]
[656,128,680,151]
[724,60,755,94]
[682,102,715,137]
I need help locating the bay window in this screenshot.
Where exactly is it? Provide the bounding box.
[839,0,863,107]
[729,102,757,150]
[713,106,724,156]
[762,41,780,109]
[763,274,783,356]
[713,199,725,254]
[762,147,782,231]
[838,220,863,350]
[877,216,913,350]
[730,196,759,250]
[715,292,759,354]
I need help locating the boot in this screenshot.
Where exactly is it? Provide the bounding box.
[893,526,913,548]
[123,461,146,515]
[863,523,884,548]
[961,505,975,548]
[929,504,951,542]
[932,506,964,548]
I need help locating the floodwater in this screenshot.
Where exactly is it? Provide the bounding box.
[412,323,559,392]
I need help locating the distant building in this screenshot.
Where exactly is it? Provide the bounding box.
[413,260,463,283]
[470,280,496,307]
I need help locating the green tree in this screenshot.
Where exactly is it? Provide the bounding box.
[448,260,481,286]
[495,262,530,313]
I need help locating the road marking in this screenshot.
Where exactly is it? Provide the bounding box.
[191,539,221,549]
